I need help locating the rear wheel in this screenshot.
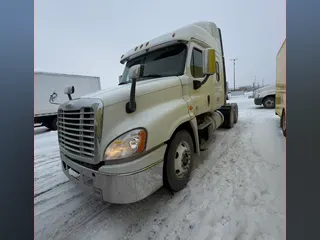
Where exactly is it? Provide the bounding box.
[281,110,286,137]
[163,130,194,192]
[232,103,238,123]
[263,96,275,109]
[228,106,235,128]
[219,105,235,128]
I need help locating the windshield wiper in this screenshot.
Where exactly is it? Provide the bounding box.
[119,74,167,85]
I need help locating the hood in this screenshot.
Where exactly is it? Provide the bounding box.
[80,76,181,107]
[255,84,275,92]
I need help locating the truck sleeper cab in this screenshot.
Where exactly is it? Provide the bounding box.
[57,21,238,204]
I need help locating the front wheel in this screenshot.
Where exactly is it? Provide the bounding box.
[47,117,57,131]
[263,96,275,109]
[163,130,194,192]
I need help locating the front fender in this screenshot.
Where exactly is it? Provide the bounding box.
[99,83,192,161]
[103,99,191,152]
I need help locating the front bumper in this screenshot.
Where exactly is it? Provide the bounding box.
[254,97,263,105]
[61,145,166,204]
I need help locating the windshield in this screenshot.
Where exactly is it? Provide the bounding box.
[119,43,187,84]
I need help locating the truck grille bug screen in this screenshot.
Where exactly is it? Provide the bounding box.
[57,108,96,159]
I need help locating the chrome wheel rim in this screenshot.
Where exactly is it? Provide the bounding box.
[265,99,274,108]
[174,141,191,178]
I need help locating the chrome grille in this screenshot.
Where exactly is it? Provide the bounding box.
[58,108,95,159]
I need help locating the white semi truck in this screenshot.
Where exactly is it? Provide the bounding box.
[57,22,238,204]
[34,72,101,130]
[253,84,276,109]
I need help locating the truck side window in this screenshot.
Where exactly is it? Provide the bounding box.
[216,61,220,82]
[191,48,204,78]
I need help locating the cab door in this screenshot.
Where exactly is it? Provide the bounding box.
[214,54,224,109]
[184,41,221,116]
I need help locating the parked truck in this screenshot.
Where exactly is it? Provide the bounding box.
[34,72,101,130]
[57,21,238,204]
[253,84,276,109]
[275,39,286,137]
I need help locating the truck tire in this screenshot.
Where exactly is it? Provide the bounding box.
[228,107,235,128]
[262,96,275,109]
[163,130,194,192]
[281,110,286,137]
[231,103,238,123]
[219,105,234,128]
[49,117,58,131]
[222,105,235,129]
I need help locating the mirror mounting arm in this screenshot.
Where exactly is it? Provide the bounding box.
[193,74,210,90]
[64,86,75,100]
[126,78,137,113]
[125,64,142,114]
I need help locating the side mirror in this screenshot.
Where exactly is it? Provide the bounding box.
[64,86,75,100]
[128,64,143,81]
[193,49,216,90]
[126,64,143,114]
[64,86,75,95]
[118,75,122,83]
[203,48,216,75]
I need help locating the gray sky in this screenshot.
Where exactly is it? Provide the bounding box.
[35,0,285,89]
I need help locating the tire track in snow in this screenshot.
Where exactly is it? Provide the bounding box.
[121,118,251,240]
[35,180,69,198]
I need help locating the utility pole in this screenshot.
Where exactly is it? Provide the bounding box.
[230,58,238,91]
[262,78,264,87]
[253,76,257,94]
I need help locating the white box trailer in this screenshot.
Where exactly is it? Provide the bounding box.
[34,72,101,130]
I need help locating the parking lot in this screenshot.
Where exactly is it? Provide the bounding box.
[35,96,285,240]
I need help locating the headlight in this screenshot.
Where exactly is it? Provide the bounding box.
[104,128,147,161]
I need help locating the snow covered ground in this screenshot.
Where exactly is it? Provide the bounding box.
[35,96,285,240]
